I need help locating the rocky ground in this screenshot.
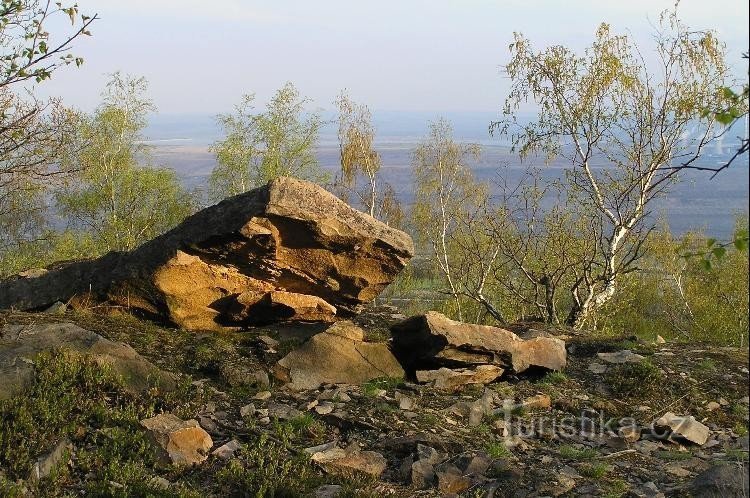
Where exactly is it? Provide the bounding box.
[1,305,747,498]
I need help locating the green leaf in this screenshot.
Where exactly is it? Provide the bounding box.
[716,112,734,125]
[701,258,712,271]
[734,237,749,252]
[712,246,727,259]
[706,238,717,248]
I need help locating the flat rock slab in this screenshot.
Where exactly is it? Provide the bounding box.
[0,178,414,331]
[273,321,404,390]
[310,447,387,477]
[0,322,176,399]
[391,311,566,374]
[416,365,504,390]
[597,350,645,364]
[655,412,711,446]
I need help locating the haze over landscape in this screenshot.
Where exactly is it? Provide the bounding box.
[2,2,750,496]
[30,0,749,238]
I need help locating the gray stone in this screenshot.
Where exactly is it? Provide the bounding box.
[273,321,404,390]
[597,350,645,364]
[691,463,749,497]
[29,438,73,482]
[0,322,175,400]
[655,412,711,445]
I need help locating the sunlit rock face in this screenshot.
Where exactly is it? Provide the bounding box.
[0,177,414,331]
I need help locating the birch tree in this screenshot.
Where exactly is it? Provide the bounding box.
[209,82,326,202]
[56,73,192,253]
[335,91,403,226]
[412,118,482,321]
[495,9,735,327]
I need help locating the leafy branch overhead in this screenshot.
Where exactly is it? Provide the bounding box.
[1,0,97,86]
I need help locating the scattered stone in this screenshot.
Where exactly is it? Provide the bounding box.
[0,177,414,330]
[465,454,492,475]
[239,403,256,418]
[656,335,666,344]
[140,413,213,466]
[597,350,645,364]
[519,394,551,410]
[268,403,302,420]
[314,401,335,415]
[691,463,749,497]
[588,362,608,374]
[539,474,576,497]
[396,392,415,410]
[43,301,67,314]
[619,425,642,443]
[211,439,242,459]
[416,365,504,390]
[706,401,721,411]
[29,438,73,482]
[411,460,436,489]
[311,447,387,477]
[314,484,344,498]
[0,322,175,399]
[253,391,272,400]
[417,444,443,465]
[273,321,404,390]
[258,335,279,348]
[655,412,711,445]
[391,312,566,374]
[436,466,472,494]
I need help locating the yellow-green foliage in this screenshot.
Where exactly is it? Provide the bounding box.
[599,221,749,347]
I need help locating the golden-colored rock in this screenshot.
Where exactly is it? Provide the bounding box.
[0,178,414,330]
[140,413,213,466]
[391,311,566,374]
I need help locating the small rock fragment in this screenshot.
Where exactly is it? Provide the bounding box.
[597,350,645,364]
[520,394,551,410]
[239,403,256,418]
[140,413,213,466]
[411,459,436,489]
[416,365,504,390]
[436,466,472,494]
[706,401,721,411]
[691,463,749,497]
[654,412,710,446]
[29,438,73,482]
[314,485,344,498]
[314,402,335,415]
[312,447,387,477]
[588,362,608,374]
[211,439,242,459]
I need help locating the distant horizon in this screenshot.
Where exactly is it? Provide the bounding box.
[32,0,749,115]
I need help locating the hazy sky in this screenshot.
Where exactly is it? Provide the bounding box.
[33,0,749,115]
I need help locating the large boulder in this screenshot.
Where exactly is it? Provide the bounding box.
[391,311,566,375]
[273,321,404,390]
[0,322,176,399]
[0,178,414,331]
